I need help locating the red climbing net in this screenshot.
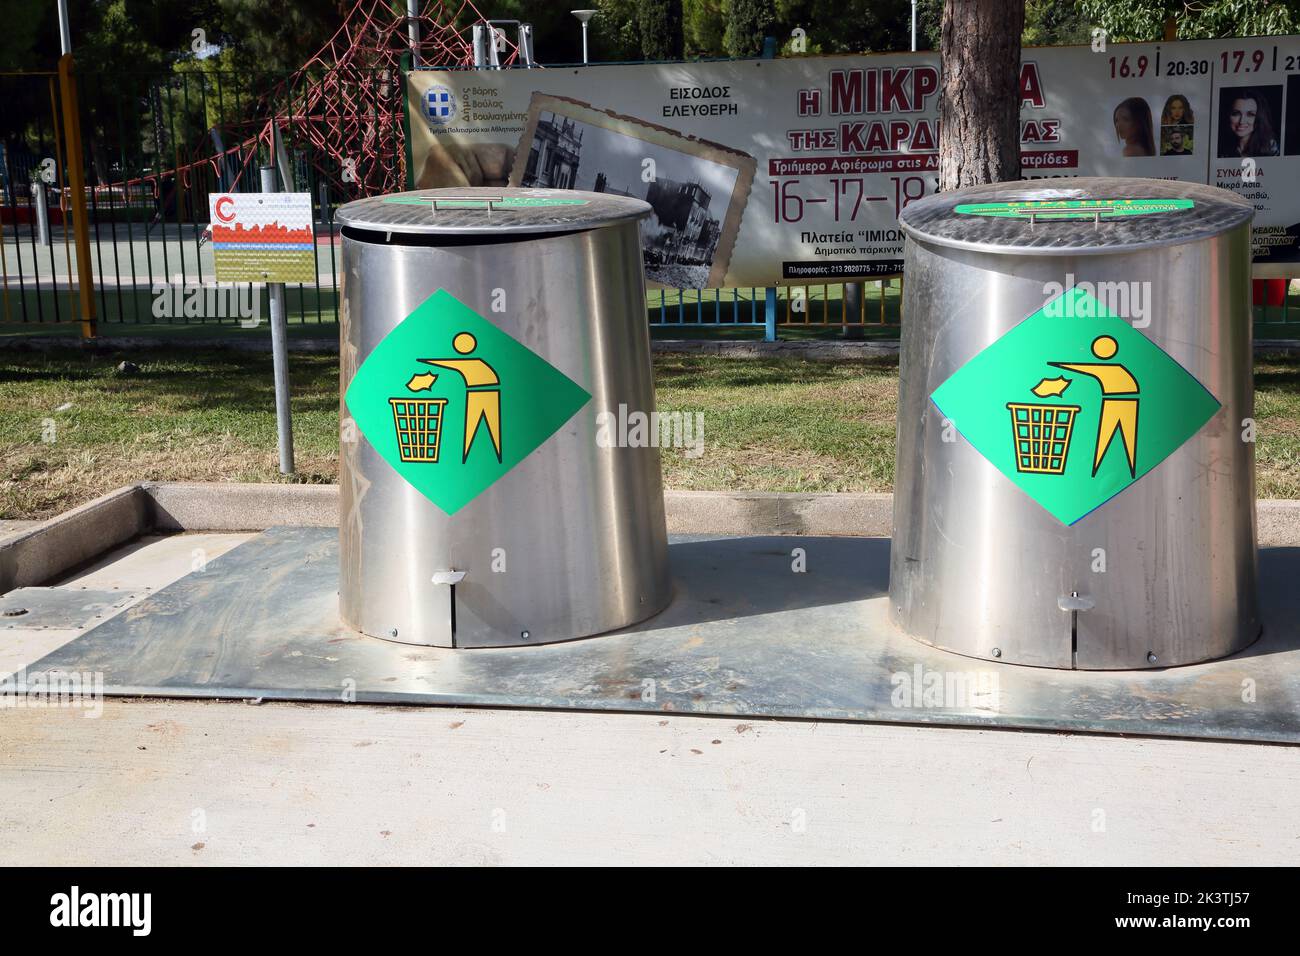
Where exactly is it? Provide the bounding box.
[160,0,521,205]
[255,0,522,197]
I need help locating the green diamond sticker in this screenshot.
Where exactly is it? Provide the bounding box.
[930,286,1220,525]
[345,289,591,515]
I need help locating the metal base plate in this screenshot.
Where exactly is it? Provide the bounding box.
[22,528,1300,743]
[1,587,140,630]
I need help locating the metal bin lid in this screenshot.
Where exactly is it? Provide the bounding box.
[898,177,1253,256]
[336,186,651,238]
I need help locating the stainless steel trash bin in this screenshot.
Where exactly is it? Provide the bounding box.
[891,178,1258,669]
[337,187,671,648]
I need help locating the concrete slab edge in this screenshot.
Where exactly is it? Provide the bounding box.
[136,483,1300,546]
[5,484,1298,589]
[143,481,338,531]
[0,485,149,592]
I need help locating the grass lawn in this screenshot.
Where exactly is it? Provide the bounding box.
[0,348,1297,520]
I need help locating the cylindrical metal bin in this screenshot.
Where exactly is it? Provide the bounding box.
[337,187,671,648]
[891,178,1258,669]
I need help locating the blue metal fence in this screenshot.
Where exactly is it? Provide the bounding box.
[647,280,905,340]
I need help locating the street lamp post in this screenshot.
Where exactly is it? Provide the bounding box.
[407,0,421,69]
[571,9,596,64]
[57,0,72,53]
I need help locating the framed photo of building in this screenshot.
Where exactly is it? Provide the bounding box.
[510,93,756,288]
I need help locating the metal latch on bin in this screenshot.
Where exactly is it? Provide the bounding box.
[1058,593,1095,612]
[429,195,503,219]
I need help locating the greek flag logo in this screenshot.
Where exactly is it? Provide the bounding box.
[424,86,457,125]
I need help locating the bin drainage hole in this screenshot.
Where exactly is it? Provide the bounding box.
[2,608,29,617]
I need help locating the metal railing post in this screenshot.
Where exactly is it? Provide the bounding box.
[843,281,863,338]
[260,165,295,475]
[57,53,96,338]
[764,287,777,341]
[32,181,51,246]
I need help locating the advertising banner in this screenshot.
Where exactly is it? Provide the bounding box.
[407,37,1300,286]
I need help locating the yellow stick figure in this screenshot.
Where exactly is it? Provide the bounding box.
[420,332,502,463]
[1049,335,1139,478]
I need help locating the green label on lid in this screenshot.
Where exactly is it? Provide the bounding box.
[954,198,1195,220]
[382,196,589,209]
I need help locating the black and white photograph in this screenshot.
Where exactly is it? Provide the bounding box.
[511,94,755,287]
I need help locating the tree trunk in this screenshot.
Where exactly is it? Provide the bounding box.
[938,0,1024,190]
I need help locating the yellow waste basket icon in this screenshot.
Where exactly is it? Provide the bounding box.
[1006,402,1080,475]
[390,397,448,463]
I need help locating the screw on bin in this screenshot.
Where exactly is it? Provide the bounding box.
[991,647,1002,658]
[521,630,531,641]
[1147,652,1158,664]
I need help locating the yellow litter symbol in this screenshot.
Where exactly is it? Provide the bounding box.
[390,396,448,462]
[1031,375,1071,398]
[1007,401,1080,475]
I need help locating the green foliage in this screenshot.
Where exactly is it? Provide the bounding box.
[683,0,726,57]
[724,0,776,57]
[592,0,646,60]
[775,0,912,55]
[1023,0,1092,47]
[213,0,346,75]
[1076,0,1300,41]
[0,0,48,70]
[639,0,685,60]
[916,0,942,49]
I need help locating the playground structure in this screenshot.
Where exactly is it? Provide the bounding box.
[11,1,520,204]
[0,1,525,331]
[229,0,524,199]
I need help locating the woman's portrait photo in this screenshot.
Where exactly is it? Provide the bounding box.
[1113,97,1155,157]
[1217,86,1281,158]
[1161,94,1194,127]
